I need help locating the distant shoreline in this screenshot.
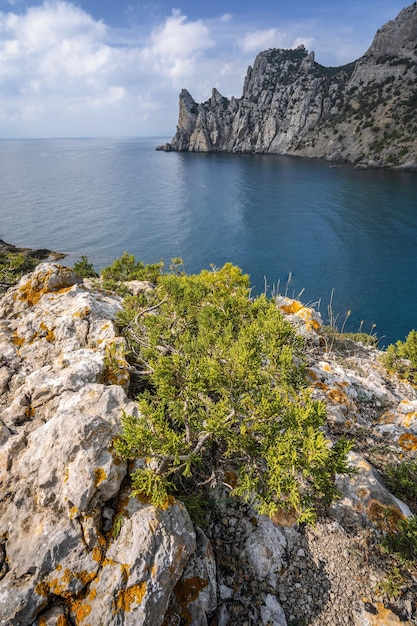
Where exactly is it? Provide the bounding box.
[0,239,66,262]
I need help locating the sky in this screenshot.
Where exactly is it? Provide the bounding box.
[0,0,411,137]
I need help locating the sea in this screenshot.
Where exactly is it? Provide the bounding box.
[1,136,416,347]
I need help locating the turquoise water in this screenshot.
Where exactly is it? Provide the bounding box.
[0,136,416,346]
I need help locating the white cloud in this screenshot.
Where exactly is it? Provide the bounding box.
[238,28,283,54]
[292,36,315,51]
[0,0,405,137]
[141,9,214,82]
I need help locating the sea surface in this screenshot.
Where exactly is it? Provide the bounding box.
[1,136,416,346]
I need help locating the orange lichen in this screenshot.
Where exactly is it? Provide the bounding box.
[57,616,70,626]
[379,410,395,424]
[11,332,25,347]
[404,411,417,428]
[74,603,92,624]
[24,404,35,419]
[135,492,174,510]
[39,321,55,342]
[297,309,321,332]
[280,301,303,315]
[115,581,147,612]
[72,307,91,319]
[365,602,413,625]
[36,566,98,603]
[398,432,417,451]
[69,506,79,520]
[35,582,50,598]
[94,467,107,488]
[91,546,103,563]
[17,269,74,306]
[307,368,319,381]
[73,570,97,587]
[327,387,350,405]
[88,588,97,601]
[160,495,175,510]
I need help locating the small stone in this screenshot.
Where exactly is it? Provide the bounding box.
[219,584,233,600]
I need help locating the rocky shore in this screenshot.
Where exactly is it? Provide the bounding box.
[160,3,417,169]
[0,262,416,625]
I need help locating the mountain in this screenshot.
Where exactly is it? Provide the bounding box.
[159,3,417,168]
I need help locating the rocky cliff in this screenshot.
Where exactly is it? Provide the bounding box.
[160,2,417,168]
[1,262,417,625]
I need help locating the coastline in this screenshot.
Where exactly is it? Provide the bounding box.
[0,239,66,262]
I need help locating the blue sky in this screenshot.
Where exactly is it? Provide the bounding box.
[0,0,410,137]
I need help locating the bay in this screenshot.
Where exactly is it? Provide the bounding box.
[0,136,416,346]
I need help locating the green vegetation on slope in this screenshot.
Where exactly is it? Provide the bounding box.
[105,258,351,523]
[0,251,38,289]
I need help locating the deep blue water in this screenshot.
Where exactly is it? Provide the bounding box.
[0,136,416,346]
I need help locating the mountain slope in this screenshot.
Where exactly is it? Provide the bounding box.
[160,3,417,168]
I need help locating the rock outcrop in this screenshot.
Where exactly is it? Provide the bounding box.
[0,264,196,625]
[160,2,417,168]
[0,263,416,625]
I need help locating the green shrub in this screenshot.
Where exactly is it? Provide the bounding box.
[100,252,164,294]
[114,262,352,523]
[382,515,417,562]
[384,459,417,504]
[384,330,417,384]
[0,251,38,288]
[73,255,98,278]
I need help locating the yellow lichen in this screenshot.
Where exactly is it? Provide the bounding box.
[280,301,303,315]
[404,411,417,428]
[68,597,92,625]
[91,546,102,563]
[11,332,25,347]
[364,602,413,625]
[72,306,91,319]
[115,581,147,613]
[69,506,79,520]
[63,468,69,483]
[88,588,97,601]
[327,387,350,405]
[94,467,107,488]
[24,404,35,419]
[398,432,417,451]
[39,321,55,342]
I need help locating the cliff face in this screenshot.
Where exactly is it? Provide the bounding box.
[161,2,417,167]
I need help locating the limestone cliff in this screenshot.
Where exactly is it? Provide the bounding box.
[160,2,417,168]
